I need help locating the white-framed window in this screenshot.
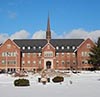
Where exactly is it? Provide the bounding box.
[22,61,25,65]
[27,61,30,64]
[44,51,53,57]
[39,60,41,65]
[67,53,70,56]
[66,60,70,64]
[39,46,41,49]
[2,60,6,64]
[33,46,36,50]
[73,60,76,65]
[56,53,59,56]
[72,46,75,50]
[28,46,31,50]
[62,53,64,56]
[22,53,25,57]
[56,46,59,50]
[62,60,65,65]
[33,53,36,57]
[62,46,64,50]
[72,53,75,57]
[33,61,36,64]
[7,44,11,49]
[27,53,30,57]
[67,46,70,49]
[87,44,91,48]
[22,46,25,50]
[38,53,41,56]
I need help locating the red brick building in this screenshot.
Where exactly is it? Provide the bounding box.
[0,17,95,72]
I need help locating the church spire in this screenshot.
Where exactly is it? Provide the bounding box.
[46,15,51,41]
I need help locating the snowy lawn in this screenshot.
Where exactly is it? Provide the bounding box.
[0,71,100,97]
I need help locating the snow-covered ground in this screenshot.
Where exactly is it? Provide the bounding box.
[0,71,100,97]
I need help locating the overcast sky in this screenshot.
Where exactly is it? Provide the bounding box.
[0,0,100,43]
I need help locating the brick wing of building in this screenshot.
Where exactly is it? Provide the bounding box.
[0,16,95,73]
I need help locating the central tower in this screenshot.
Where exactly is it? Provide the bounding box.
[46,15,51,41]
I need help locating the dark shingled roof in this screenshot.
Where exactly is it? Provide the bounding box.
[13,39,47,53]
[50,39,84,52]
[13,39,84,53]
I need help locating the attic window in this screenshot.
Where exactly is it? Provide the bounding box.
[33,46,36,50]
[72,46,75,50]
[62,46,64,50]
[22,46,25,50]
[56,46,59,50]
[67,46,70,49]
[39,46,41,49]
[28,46,31,50]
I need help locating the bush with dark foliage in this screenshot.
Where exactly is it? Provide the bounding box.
[52,76,64,83]
[14,79,30,86]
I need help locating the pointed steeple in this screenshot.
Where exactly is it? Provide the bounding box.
[46,15,51,41]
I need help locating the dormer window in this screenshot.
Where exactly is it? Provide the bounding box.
[72,46,75,50]
[56,46,59,50]
[33,46,36,50]
[28,46,30,50]
[62,46,64,50]
[22,46,25,50]
[67,46,70,49]
[39,46,41,49]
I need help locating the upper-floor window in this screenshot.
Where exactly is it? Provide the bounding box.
[62,60,65,65]
[62,46,64,50]
[67,53,70,56]
[22,46,25,50]
[44,51,53,57]
[62,53,64,56]
[27,61,30,64]
[67,46,70,49]
[7,44,11,49]
[72,46,75,50]
[87,44,91,48]
[33,46,36,50]
[28,46,31,50]
[39,46,41,49]
[56,53,59,56]
[22,53,25,57]
[56,46,59,50]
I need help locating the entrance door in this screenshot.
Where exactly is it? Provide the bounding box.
[46,61,51,69]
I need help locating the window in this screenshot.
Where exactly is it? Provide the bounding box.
[39,46,41,49]
[2,60,6,64]
[22,53,25,57]
[28,46,31,50]
[73,60,76,65]
[62,53,64,56]
[22,61,25,65]
[72,53,75,57]
[62,46,64,50]
[56,46,59,50]
[67,53,70,56]
[33,53,36,57]
[38,53,41,56]
[72,46,75,50]
[27,61,30,64]
[33,61,36,64]
[33,46,36,50]
[56,60,59,64]
[87,44,91,48]
[22,46,25,50]
[67,46,70,49]
[27,53,30,57]
[62,61,65,65]
[56,53,59,56]
[66,60,70,64]
[44,51,53,57]
[7,44,11,49]
[39,60,41,65]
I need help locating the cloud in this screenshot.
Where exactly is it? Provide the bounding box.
[10,30,30,39]
[32,30,46,39]
[0,30,30,43]
[32,29,100,42]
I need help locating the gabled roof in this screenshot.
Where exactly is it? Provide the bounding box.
[50,39,84,52]
[13,39,84,53]
[13,39,47,53]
